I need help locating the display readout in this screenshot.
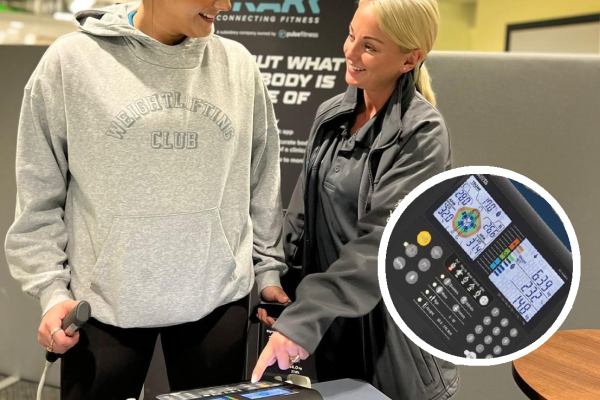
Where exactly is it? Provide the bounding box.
[489,239,565,322]
[434,176,512,260]
[241,388,295,398]
[156,383,292,400]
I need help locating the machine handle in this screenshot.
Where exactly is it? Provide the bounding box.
[45,301,91,363]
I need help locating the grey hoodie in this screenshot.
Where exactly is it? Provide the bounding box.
[5,2,286,328]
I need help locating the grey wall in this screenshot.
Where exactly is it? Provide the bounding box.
[1,48,599,399]
[0,46,61,386]
[427,51,600,400]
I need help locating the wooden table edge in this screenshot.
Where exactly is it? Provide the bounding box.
[511,362,548,400]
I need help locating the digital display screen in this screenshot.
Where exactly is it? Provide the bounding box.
[434,176,512,260]
[241,388,294,398]
[489,239,565,322]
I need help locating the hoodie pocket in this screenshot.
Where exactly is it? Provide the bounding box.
[89,208,237,327]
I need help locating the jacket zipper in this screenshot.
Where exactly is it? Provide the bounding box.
[365,133,401,209]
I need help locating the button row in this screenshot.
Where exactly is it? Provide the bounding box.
[394,257,434,272]
[464,346,504,358]
[402,244,444,259]
[467,344,506,356]
[483,321,518,338]
[393,256,434,272]
[468,331,514,345]
[392,257,431,272]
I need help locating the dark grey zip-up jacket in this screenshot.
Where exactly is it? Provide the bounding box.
[273,75,459,400]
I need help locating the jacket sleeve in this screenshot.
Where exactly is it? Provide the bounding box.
[273,117,451,354]
[249,64,288,293]
[4,46,73,315]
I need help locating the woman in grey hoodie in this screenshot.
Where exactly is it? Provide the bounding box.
[253,1,459,399]
[5,0,289,398]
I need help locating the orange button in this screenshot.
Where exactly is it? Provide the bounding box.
[417,231,431,246]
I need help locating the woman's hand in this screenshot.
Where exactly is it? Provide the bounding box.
[252,331,309,383]
[38,300,81,354]
[258,286,290,327]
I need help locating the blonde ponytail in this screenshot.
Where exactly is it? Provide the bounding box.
[415,63,436,106]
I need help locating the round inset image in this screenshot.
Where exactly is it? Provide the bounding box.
[378,167,580,366]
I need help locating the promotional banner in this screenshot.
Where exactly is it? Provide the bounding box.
[216,0,357,204]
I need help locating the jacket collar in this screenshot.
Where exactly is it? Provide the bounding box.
[335,73,417,149]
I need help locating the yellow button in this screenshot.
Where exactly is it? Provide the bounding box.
[418,231,431,246]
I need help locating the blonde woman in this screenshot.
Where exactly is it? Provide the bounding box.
[254,0,458,398]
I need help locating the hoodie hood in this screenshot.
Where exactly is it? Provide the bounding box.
[75,2,141,38]
[74,1,212,68]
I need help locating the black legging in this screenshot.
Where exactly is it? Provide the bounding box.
[60,296,249,400]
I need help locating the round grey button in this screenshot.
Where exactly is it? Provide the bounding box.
[501,318,509,327]
[435,286,444,294]
[475,325,483,334]
[452,304,460,313]
[393,257,406,270]
[479,296,489,306]
[485,354,493,359]
[476,344,485,353]
[510,328,518,337]
[431,246,444,259]
[493,327,501,336]
[418,258,431,272]
[484,335,492,345]
[406,244,418,258]
[493,346,502,355]
[460,296,468,304]
[483,316,492,325]
[444,278,452,285]
[406,271,419,284]
[491,307,500,317]
[466,352,477,359]
[502,337,510,346]
[466,334,475,343]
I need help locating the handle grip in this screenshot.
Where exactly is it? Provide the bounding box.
[45,301,91,363]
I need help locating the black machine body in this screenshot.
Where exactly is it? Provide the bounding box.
[385,174,573,359]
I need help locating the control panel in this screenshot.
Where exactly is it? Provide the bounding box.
[385,175,572,359]
[157,381,323,400]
